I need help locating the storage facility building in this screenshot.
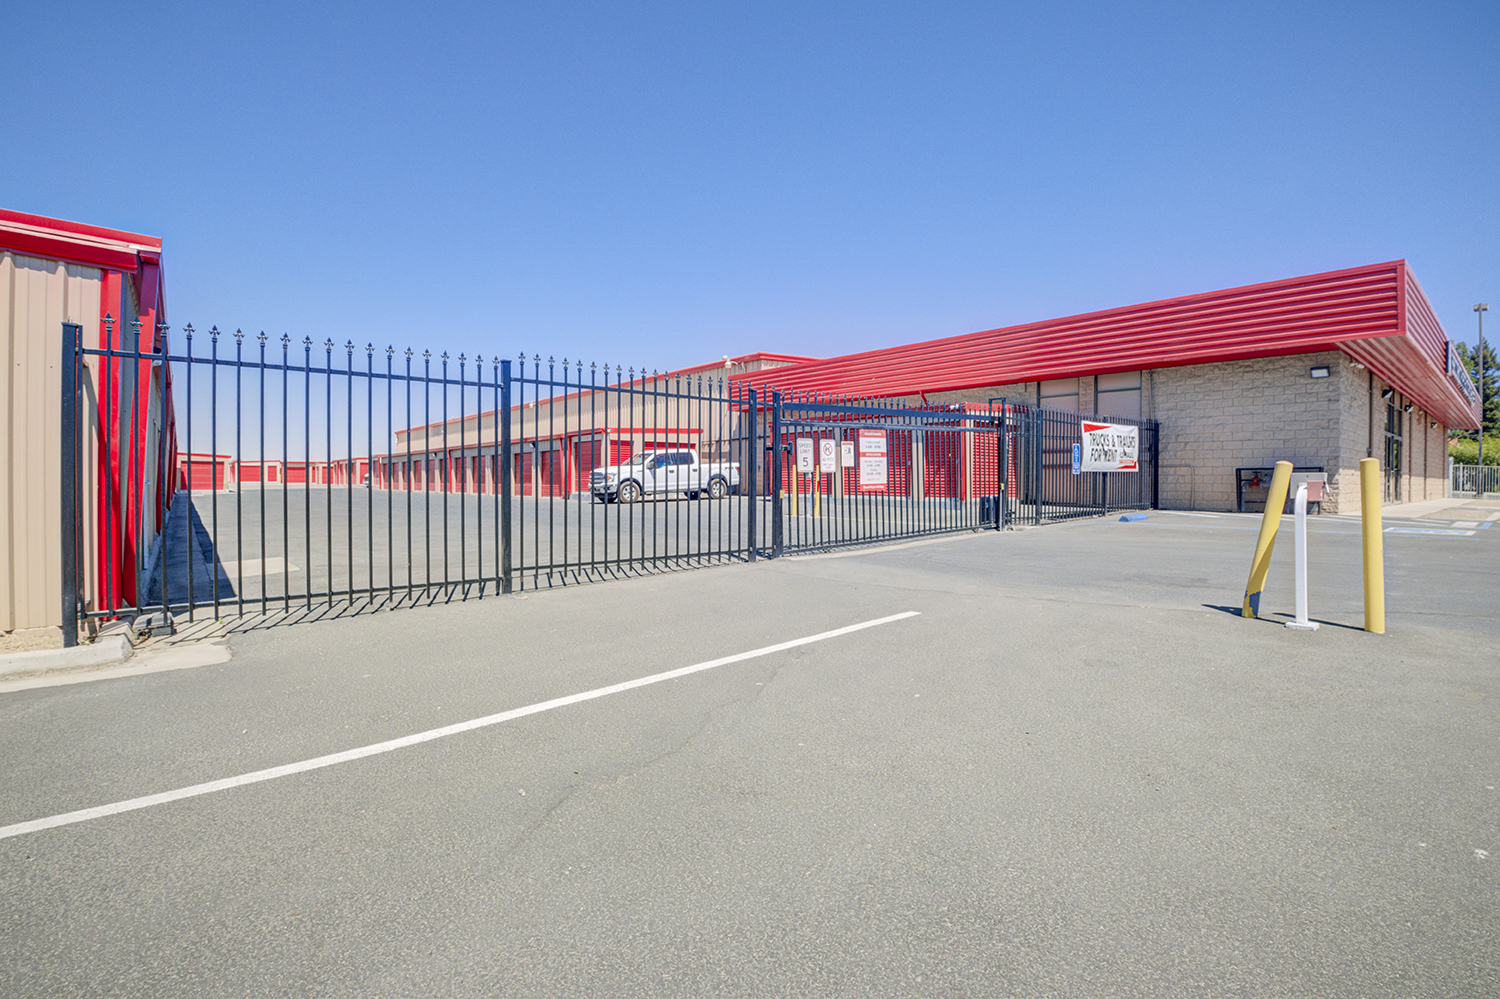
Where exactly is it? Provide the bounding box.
[731,261,1481,514]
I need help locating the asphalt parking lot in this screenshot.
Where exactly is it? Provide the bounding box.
[2,501,1497,997]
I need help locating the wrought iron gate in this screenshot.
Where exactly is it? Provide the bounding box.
[59,322,1158,640]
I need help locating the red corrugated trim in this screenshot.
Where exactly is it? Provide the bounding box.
[733,260,1480,430]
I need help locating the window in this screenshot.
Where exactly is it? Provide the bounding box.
[1095,371,1142,420]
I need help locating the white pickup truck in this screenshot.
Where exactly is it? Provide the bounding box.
[590,448,741,503]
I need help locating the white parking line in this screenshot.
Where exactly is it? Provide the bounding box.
[0,611,921,841]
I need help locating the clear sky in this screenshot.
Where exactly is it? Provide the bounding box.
[8,1,1499,372]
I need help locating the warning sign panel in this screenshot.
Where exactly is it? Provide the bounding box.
[857,429,888,492]
[1079,421,1138,472]
[818,438,837,474]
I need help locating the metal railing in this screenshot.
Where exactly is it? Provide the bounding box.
[1450,463,1499,497]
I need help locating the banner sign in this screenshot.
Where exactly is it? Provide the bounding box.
[857,429,888,491]
[1080,421,1138,472]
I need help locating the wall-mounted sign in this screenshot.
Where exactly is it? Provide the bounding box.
[818,438,838,473]
[1080,421,1138,472]
[1450,341,1479,403]
[1071,443,1082,475]
[840,441,855,468]
[857,429,888,491]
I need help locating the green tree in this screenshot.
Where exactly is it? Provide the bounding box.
[1453,340,1500,438]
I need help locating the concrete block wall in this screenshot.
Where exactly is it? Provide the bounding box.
[924,382,1038,408]
[899,354,1453,515]
[1151,351,1349,512]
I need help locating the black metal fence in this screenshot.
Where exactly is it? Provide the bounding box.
[60,325,1158,638]
[1004,403,1159,525]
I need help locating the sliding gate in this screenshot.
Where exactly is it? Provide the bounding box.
[59,321,1158,640]
[768,393,1007,555]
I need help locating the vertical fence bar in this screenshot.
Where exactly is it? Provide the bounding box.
[257,333,267,615]
[499,359,513,593]
[393,346,399,603]
[771,391,783,558]
[60,323,81,647]
[324,338,334,609]
[365,344,374,606]
[746,387,757,562]
[185,326,196,620]
[156,322,170,620]
[232,330,244,616]
[405,349,414,603]
[282,335,291,613]
[458,353,467,595]
[345,341,355,607]
[210,327,221,618]
[422,351,432,600]
[303,337,312,611]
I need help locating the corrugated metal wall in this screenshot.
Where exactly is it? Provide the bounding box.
[0,252,101,632]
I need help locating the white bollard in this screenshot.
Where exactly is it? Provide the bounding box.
[1285,482,1320,631]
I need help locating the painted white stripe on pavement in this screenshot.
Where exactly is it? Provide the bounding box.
[0,611,921,841]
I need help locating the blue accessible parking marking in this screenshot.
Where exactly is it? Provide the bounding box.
[1385,527,1476,537]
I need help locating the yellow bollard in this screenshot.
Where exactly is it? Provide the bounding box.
[814,475,821,516]
[790,474,799,516]
[1242,461,1293,618]
[1360,457,1385,634]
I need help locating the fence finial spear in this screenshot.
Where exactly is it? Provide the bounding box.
[103,313,115,335]
[130,317,142,336]
[184,323,196,339]
[281,333,291,348]
[440,351,449,363]
[234,329,244,344]
[422,349,431,361]
[366,342,375,356]
[386,345,395,357]
[324,338,334,351]
[258,331,268,346]
[303,335,313,349]
[405,347,413,359]
[210,326,221,343]
[345,340,355,356]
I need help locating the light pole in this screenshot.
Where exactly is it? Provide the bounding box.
[1477,303,1488,492]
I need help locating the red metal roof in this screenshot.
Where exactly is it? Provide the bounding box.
[732,261,1480,430]
[0,208,162,272]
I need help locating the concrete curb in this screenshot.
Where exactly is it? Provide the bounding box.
[0,635,133,677]
[0,618,232,692]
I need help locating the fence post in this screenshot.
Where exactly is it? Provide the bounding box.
[499,359,513,593]
[1150,422,1160,509]
[771,391,783,558]
[60,323,82,647]
[997,401,1007,530]
[746,388,758,561]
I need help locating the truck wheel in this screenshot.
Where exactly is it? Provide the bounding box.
[618,481,643,503]
[708,477,728,499]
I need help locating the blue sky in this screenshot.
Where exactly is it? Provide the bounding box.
[8,1,1499,371]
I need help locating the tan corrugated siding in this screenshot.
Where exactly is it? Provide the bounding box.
[1,252,101,631]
